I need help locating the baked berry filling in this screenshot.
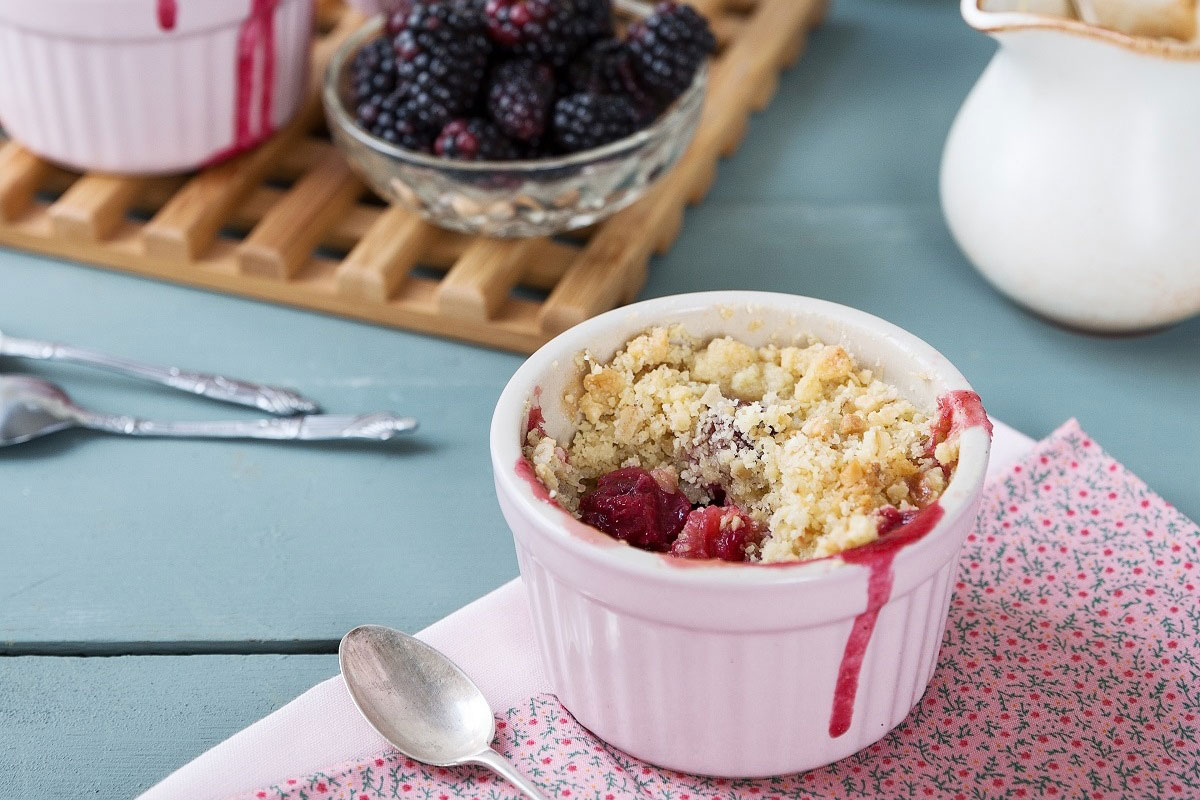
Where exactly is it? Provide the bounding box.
[875,505,920,536]
[577,466,691,552]
[578,467,765,560]
[670,503,763,562]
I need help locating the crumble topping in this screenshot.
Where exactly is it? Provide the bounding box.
[524,325,957,563]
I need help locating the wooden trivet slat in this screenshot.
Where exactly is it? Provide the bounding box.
[0,0,826,354]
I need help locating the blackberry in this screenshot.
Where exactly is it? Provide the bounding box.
[483,0,593,66]
[350,37,398,109]
[626,1,715,102]
[576,0,615,43]
[363,89,434,152]
[350,45,434,152]
[391,2,492,129]
[551,92,639,153]
[434,118,520,160]
[566,38,660,123]
[382,0,417,36]
[487,59,555,141]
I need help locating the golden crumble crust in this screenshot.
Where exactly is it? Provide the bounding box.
[524,325,954,563]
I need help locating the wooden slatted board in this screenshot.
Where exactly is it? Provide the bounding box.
[0,0,825,353]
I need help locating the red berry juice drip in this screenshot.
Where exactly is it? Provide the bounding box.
[827,502,944,738]
[234,0,279,149]
[201,0,280,166]
[526,388,546,436]
[929,389,992,454]
[515,457,553,503]
[156,0,178,31]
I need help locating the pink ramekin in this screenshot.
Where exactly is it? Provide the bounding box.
[491,292,992,777]
[0,0,313,174]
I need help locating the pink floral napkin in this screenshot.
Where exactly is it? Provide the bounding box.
[235,421,1199,800]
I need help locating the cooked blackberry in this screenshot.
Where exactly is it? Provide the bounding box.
[552,92,639,153]
[483,0,592,66]
[434,118,520,160]
[566,38,661,123]
[392,2,492,129]
[578,467,691,552]
[626,1,715,101]
[487,59,555,141]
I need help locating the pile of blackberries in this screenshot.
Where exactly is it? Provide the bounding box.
[348,0,716,160]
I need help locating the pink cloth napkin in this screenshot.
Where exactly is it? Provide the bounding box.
[142,420,1200,799]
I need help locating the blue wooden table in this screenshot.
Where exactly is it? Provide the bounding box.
[3,1,1198,795]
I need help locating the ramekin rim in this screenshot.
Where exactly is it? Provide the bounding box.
[490,291,991,586]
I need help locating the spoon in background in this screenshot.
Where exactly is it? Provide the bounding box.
[339,625,551,800]
[0,330,320,415]
[0,375,417,446]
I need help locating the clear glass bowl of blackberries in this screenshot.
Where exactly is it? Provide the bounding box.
[324,0,713,237]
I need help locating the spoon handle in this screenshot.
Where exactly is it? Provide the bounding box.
[0,334,320,416]
[75,412,417,441]
[465,749,553,800]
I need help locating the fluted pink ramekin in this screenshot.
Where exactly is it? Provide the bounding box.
[0,0,313,174]
[491,292,992,777]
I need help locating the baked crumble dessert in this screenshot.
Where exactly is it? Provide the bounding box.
[523,325,970,563]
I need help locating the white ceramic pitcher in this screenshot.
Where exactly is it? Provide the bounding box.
[941,0,1200,333]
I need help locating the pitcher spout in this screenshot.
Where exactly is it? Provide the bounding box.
[962,0,1200,59]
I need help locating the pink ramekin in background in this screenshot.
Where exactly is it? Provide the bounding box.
[491,292,992,777]
[0,0,313,174]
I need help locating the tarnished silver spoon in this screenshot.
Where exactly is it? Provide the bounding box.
[0,375,416,446]
[339,625,551,800]
[0,330,319,415]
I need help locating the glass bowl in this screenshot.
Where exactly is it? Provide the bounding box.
[322,16,707,238]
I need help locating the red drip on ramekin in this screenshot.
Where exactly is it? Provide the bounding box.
[827,502,945,737]
[156,0,177,31]
[201,0,279,166]
[526,387,546,436]
[930,389,992,450]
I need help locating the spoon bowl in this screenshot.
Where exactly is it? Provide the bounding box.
[0,375,417,447]
[339,625,494,766]
[339,625,550,800]
[0,375,76,445]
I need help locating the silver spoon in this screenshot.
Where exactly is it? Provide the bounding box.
[0,330,319,415]
[339,625,551,800]
[0,375,416,446]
